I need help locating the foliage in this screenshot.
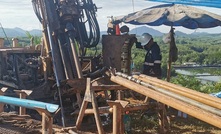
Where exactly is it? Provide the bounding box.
[170,74,202,91]
[25,31,41,46]
[170,74,221,94]
[5,35,42,47]
[85,44,102,56]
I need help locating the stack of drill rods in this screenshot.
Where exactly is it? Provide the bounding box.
[134,74,221,110]
[133,75,221,116]
[110,72,221,129]
[117,72,221,116]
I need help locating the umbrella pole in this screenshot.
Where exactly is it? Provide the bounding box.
[166,58,172,82]
[166,26,174,82]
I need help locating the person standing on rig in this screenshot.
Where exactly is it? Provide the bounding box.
[135,33,162,79]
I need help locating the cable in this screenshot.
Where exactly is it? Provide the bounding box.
[0,23,10,46]
[131,0,137,34]
[132,0,135,12]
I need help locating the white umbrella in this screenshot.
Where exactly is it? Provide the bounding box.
[115,3,221,29]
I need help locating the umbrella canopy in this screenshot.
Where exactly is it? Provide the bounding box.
[115,3,221,29]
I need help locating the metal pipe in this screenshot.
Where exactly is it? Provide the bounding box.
[136,74,221,109]
[46,25,65,127]
[68,32,83,79]
[68,32,83,106]
[57,35,74,80]
[110,74,221,129]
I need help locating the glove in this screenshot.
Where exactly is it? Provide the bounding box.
[131,37,137,43]
[136,42,143,49]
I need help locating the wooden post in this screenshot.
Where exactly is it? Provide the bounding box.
[41,112,53,134]
[158,103,170,133]
[113,105,118,134]
[0,87,8,112]
[12,38,19,47]
[117,90,123,100]
[42,112,47,134]
[167,26,176,82]
[166,30,172,82]
[0,38,4,48]
[107,100,129,134]
[76,78,105,134]
[14,90,32,115]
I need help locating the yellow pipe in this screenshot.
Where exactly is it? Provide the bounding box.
[135,74,221,110]
[111,75,221,129]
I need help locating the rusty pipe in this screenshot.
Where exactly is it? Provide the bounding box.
[110,74,221,129]
[135,74,221,110]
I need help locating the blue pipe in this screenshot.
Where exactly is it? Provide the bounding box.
[0,96,59,113]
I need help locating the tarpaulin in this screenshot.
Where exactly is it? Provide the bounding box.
[146,0,221,8]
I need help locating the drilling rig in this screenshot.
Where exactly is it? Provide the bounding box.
[30,0,137,128]
[0,0,136,128]
[1,1,221,133]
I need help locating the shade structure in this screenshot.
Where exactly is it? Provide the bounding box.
[115,3,221,29]
[114,3,221,82]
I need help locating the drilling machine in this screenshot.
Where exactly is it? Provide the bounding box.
[0,0,136,127]
[31,0,135,101]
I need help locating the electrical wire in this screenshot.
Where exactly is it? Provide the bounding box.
[32,0,42,22]
[82,0,100,48]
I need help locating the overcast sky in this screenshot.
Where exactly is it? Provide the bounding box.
[0,0,221,34]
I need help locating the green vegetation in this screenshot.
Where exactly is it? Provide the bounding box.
[25,31,41,46]
[158,34,221,94]
[153,34,221,66]
[170,74,221,94]
[3,32,41,47]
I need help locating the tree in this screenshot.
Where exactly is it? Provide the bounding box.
[25,31,41,46]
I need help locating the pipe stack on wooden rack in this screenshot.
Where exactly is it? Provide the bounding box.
[110,72,221,129]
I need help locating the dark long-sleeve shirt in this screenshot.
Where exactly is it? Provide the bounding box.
[136,42,162,78]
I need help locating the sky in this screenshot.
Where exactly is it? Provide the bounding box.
[0,0,221,34]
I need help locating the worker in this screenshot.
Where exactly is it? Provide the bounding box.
[135,33,162,79]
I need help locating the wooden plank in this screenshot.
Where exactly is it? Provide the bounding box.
[75,100,89,129]
[76,78,105,134]
[107,100,129,134]
[76,78,93,129]
[91,84,105,134]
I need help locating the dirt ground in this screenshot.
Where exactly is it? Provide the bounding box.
[1,107,221,134]
[0,94,220,134]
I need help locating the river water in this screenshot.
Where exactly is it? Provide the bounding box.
[175,69,221,83]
